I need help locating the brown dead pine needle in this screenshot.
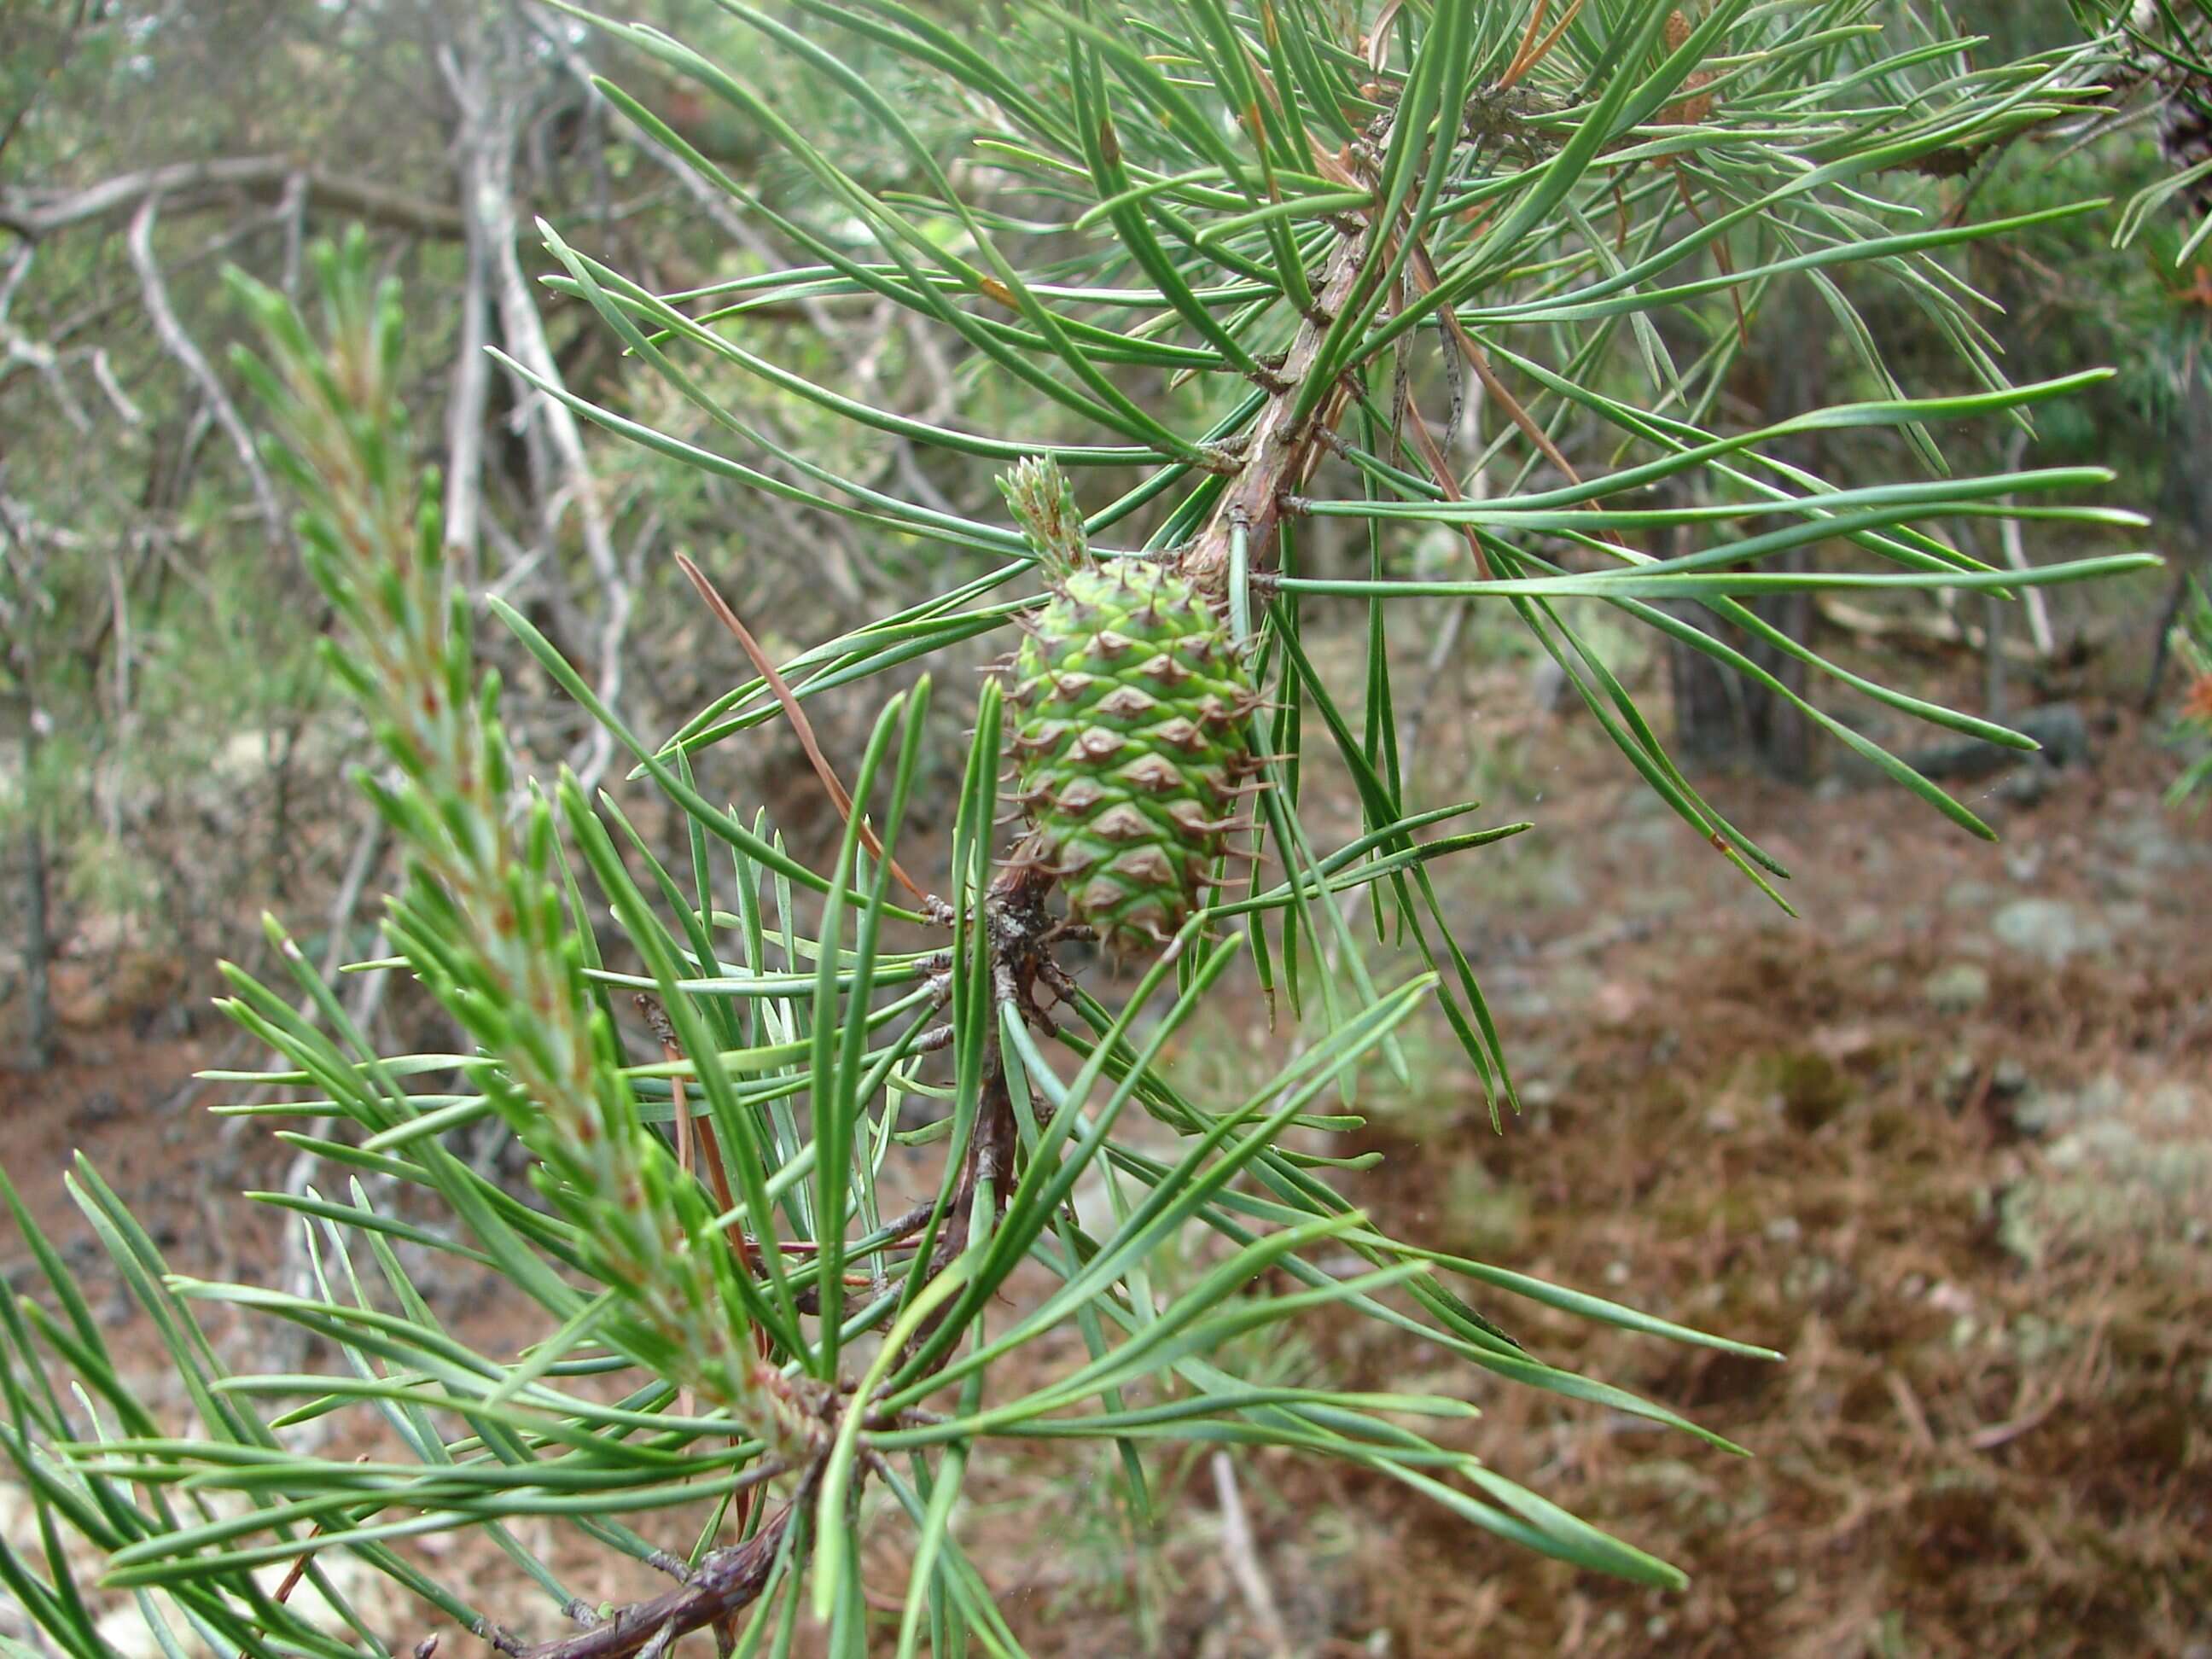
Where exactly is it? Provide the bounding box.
[674,552,929,906]
[1500,0,1587,91]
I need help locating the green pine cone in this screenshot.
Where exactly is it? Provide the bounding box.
[1008,559,1260,953]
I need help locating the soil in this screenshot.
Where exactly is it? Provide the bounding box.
[3,679,2208,1658]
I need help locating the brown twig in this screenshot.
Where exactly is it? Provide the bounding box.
[892,1057,1016,1373]
[787,1199,946,1317]
[1183,85,1615,599]
[673,552,930,906]
[516,1500,795,1659]
[1179,207,1386,594]
[1667,164,1749,349]
[1397,383,1493,581]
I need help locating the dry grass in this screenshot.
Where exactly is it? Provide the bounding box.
[1313,933,2211,1656]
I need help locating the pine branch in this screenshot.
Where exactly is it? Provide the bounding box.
[1182,192,1386,593]
[2,11,2178,1655]
[515,1502,795,1659]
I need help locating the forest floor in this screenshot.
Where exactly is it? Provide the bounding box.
[3,656,2209,1658]
[955,670,2212,1658]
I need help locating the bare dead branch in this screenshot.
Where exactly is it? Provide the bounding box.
[1,155,469,242]
[445,24,631,788]
[0,246,32,318]
[125,195,286,549]
[2,323,91,432]
[85,346,140,426]
[441,201,492,559]
[0,195,303,405]
[1,248,87,429]
[1210,1451,1291,1659]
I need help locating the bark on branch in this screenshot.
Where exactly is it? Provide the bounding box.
[512,1504,792,1659]
[1179,215,1382,595]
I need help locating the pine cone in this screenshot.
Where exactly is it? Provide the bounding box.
[1006,561,1262,953]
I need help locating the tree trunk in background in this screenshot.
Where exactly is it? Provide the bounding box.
[1667,287,1825,780]
[2143,336,2211,708]
[22,710,53,1071]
